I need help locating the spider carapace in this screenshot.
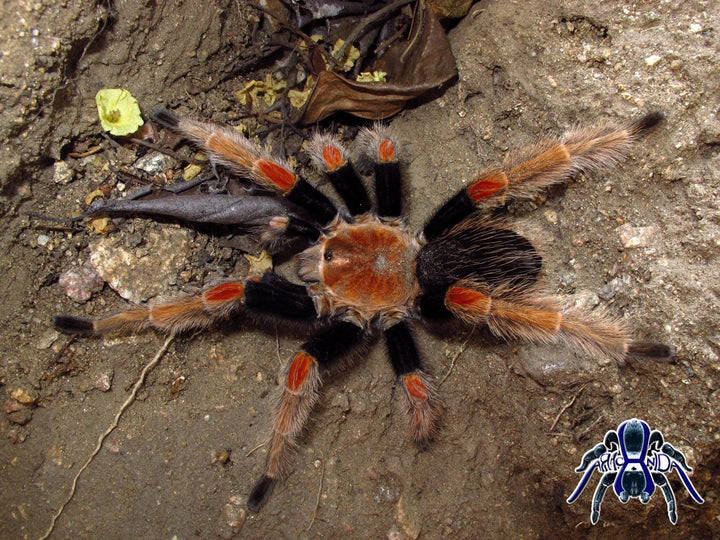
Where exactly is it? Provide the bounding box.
[53,109,673,510]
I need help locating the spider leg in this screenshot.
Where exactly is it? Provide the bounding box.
[423,112,665,240]
[248,322,367,511]
[440,283,673,361]
[357,124,402,218]
[151,108,338,227]
[310,133,371,216]
[652,472,678,524]
[591,472,617,524]
[384,321,439,444]
[566,459,600,503]
[52,273,318,336]
[575,443,608,473]
[671,462,705,504]
[661,442,691,471]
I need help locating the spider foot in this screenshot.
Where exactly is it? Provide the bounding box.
[247,475,277,512]
[626,341,675,359]
[52,315,96,336]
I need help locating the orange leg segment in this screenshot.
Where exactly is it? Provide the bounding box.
[443,284,652,362]
[248,322,366,511]
[385,322,439,444]
[400,371,438,443]
[424,113,664,240]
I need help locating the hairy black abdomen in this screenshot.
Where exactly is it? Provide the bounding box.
[416,216,542,292]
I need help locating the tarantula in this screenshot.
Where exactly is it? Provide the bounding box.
[53,108,672,511]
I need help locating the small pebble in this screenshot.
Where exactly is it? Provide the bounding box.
[11,388,37,405]
[568,289,600,311]
[59,260,105,303]
[222,501,246,532]
[616,223,656,248]
[8,409,33,426]
[544,210,558,224]
[37,234,50,246]
[689,23,702,33]
[95,370,113,392]
[134,152,175,174]
[645,54,662,67]
[89,227,192,303]
[395,494,422,540]
[598,274,631,300]
[35,329,60,350]
[53,161,75,185]
[374,474,401,504]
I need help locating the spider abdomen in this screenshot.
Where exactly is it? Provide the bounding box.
[417,215,542,293]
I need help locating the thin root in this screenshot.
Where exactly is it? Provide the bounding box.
[40,336,174,540]
[549,384,586,432]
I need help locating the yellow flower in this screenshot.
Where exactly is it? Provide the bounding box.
[95,89,144,136]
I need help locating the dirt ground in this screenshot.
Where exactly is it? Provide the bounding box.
[1,0,719,538]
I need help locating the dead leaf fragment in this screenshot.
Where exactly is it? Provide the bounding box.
[244,250,273,273]
[429,0,476,19]
[183,162,203,180]
[85,189,106,206]
[299,7,456,124]
[11,388,37,406]
[89,216,114,235]
[357,71,387,83]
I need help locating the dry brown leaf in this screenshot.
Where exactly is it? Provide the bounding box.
[298,6,456,124]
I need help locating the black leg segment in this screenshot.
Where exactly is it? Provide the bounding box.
[328,164,372,216]
[423,189,477,240]
[302,322,367,366]
[375,161,403,218]
[243,273,317,320]
[285,179,338,226]
[384,320,423,376]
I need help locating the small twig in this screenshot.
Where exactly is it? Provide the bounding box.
[549,384,587,432]
[130,137,205,165]
[68,145,103,159]
[40,336,174,540]
[249,3,340,69]
[578,414,604,441]
[307,451,325,531]
[335,0,417,62]
[400,0,425,65]
[245,441,266,457]
[440,327,475,386]
[405,0,420,45]
[52,335,77,364]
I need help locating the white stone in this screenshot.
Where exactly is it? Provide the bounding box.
[645,54,662,66]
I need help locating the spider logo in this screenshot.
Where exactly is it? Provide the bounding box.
[567,418,704,524]
[54,108,673,511]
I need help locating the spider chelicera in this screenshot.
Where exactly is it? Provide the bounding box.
[53,108,672,511]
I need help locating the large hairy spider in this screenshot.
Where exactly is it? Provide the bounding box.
[53,108,672,511]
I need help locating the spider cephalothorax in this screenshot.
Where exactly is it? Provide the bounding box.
[299,215,421,325]
[53,108,673,511]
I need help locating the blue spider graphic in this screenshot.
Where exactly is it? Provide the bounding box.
[567,418,704,524]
